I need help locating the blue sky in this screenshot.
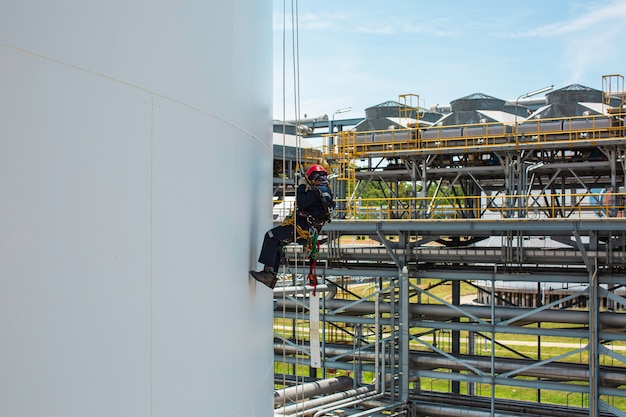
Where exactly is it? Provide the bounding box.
[273,0,626,120]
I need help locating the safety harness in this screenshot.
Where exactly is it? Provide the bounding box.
[281,213,309,243]
[280,211,325,295]
[280,178,334,294]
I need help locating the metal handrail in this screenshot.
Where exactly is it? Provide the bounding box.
[327,191,625,221]
[331,112,625,158]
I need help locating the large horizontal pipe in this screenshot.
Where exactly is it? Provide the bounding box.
[412,403,514,417]
[274,376,353,406]
[411,402,536,417]
[408,392,608,417]
[274,385,374,416]
[275,298,626,327]
[273,284,330,296]
[274,343,626,387]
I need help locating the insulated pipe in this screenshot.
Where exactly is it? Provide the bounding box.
[274,386,373,417]
[274,343,626,387]
[347,401,409,417]
[409,393,593,417]
[273,284,330,296]
[274,376,353,406]
[412,403,524,417]
[323,282,338,300]
[409,353,626,387]
[275,299,626,327]
[311,392,386,417]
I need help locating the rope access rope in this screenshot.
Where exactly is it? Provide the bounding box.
[278,0,288,408]
[277,0,324,408]
[288,0,310,402]
[277,0,311,410]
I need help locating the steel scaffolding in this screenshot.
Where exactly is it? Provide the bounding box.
[272,79,626,417]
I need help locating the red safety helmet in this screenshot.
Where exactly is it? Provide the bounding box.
[306,164,327,179]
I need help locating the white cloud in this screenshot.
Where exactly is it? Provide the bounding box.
[273,11,337,32]
[510,0,626,38]
[490,1,626,88]
[273,1,626,119]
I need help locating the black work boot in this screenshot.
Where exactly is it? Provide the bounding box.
[250,271,278,289]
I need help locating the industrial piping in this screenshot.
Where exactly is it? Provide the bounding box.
[275,298,626,327]
[274,343,626,386]
[274,386,372,416]
[274,376,353,407]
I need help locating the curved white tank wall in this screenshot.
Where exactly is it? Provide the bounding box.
[0,1,273,416]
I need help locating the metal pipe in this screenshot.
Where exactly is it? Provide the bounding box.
[374,292,380,392]
[399,266,410,402]
[274,343,626,386]
[274,337,391,416]
[274,284,330,296]
[274,376,353,407]
[589,260,600,417]
[381,337,386,396]
[410,392,595,417]
[347,401,407,417]
[274,386,373,416]
[489,270,496,414]
[323,282,337,300]
[275,298,626,327]
[413,402,521,417]
[311,392,385,417]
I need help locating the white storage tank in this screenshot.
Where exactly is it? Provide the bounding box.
[0,1,273,416]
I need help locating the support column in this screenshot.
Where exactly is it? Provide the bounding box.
[399,266,410,402]
[452,280,461,393]
[589,258,599,417]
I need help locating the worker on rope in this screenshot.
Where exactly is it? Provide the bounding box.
[250,164,335,289]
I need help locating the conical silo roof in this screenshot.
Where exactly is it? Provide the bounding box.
[364,101,403,119]
[450,93,506,112]
[546,84,602,105]
[527,84,610,119]
[431,93,513,126]
[357,101,442,131]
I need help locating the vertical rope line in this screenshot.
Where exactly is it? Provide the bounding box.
[290,0,301,393]
[277,0,309,405]
[289,0,309,395]
[292,0,302,166]
[290,0,301,249]
[279,0,288,410]
[277,0,305,405]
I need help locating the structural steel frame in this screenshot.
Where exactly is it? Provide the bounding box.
[273,87,626,416]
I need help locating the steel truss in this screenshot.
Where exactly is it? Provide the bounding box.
[273,99,626,416]
[274,219,626,416]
